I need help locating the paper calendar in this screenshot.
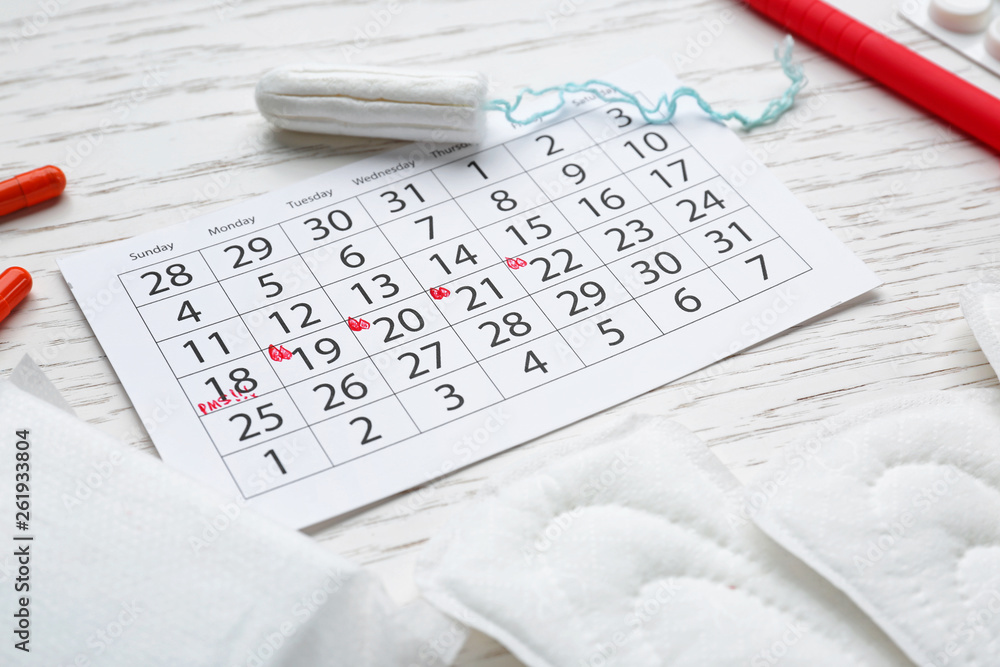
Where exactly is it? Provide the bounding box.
[59,61,878,528]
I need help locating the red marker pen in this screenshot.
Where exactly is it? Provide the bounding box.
[0,267,32,323]
[743,0,1000,152]
[0,166,66,217]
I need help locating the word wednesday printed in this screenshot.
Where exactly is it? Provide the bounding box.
[59,61,878,529]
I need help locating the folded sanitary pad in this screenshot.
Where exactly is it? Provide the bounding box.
[0,357,464,667]
[961,280,1000,372]
[416,415,911,667]
[738,284,1000,667]
[750,390,1000,667]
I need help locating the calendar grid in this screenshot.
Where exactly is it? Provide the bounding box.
[196,246,337,472]
[589,126,745,310]
[457,148,590,371]
[233,267,808,497]
[127,263,810,499]
[619,168,718,213]
[421,169,531,398]
[491,141,661,370]
[162,245,807,418]
[546,118,668,335]
[269,223,414,463]
[271,200,425,458]
[115,98,755,281]
[350,188,492,423]
[667,122,813,275]
[149,189,759,355]
[119,97,817,498]
[115,273,249,495]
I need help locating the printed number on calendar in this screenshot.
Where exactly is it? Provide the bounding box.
[230,403,283,441]
[142,264,192,296]
[292,337,342,370]
[536,134,563,157]
[705,221,751,254]
[578,188,626,218]
[183,332,230,363]
[677,189,726,223]
[224,237,273,268]
[306,209,353,240]
[598,319,625,345]
[624,131,670,160]
[479,312,532,348]
[430,244,479,275]
[605,220,654,252]
[398,341,442,379]
[313,373,367,412]
[206,367,258,399]
[531,248,583,281]
[649,159,688,189]
[381,183,425,213]
[435,383,465,410]
[606,107,631,128]
[632,251,682,285]
[351,273,400,305]
[505,215,552,246]
[455,276,504,311]
[556,281,606,317]
[350,416,381,445]
[373,308,425,343]
[270,303,321,334]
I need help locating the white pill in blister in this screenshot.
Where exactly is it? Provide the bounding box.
[255,64,488,144]
[929,0,992,33]
[986,16,1000,59]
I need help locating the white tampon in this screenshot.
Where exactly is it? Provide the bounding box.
[255,64,489,143]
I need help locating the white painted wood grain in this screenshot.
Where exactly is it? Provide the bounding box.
[2,0,998,663]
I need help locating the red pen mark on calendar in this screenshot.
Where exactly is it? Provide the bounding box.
[429,287,451,300]
[348,317,370,331]
[268,344,294,361]
[505,257,527,270]
[198,389,258,415]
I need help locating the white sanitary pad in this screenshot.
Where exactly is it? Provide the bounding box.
[0,357,465,666]
[961,280,1000,372]
[749,390,1000,667]
[416,415,911,667]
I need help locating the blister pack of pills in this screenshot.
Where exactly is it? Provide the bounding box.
[901,0,1000,76]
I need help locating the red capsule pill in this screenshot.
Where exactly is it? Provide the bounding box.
[0,267,32,322]
[0,166,66,217]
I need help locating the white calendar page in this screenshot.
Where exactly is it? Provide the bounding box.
[59,61,878,529]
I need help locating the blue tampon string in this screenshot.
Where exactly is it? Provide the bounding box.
[484,36,805,130]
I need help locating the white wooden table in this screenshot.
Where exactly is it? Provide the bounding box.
[2,0,997,663]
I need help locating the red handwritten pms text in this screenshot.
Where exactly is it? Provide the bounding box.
[199,389,257,415]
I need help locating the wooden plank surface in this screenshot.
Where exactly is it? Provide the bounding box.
[2,0,998,663]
